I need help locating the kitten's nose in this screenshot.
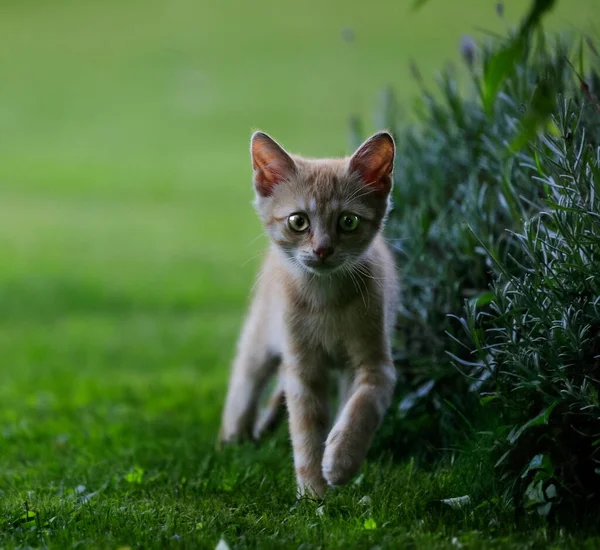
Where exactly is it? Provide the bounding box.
[313,246,334,260]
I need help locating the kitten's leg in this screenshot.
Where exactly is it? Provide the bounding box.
[285,362,329,498]
[322,361,396,486]
[334,369,354,423]
[253,373,286,440]
[219,351,279,443]
[219,305,280,442]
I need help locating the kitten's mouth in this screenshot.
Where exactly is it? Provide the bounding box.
[301,259,343,276]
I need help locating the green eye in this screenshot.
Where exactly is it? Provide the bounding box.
[338,213,360,232]
[288,213,310,232]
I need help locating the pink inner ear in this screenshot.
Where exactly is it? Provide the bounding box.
[350,133,395,193]
[251,133,295,197]
[254,160,289,195]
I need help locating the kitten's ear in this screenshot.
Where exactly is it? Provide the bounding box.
[250,132,296,197]
[349,132,395,194]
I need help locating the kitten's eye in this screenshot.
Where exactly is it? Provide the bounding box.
[288,213,310,232]
[338,213,360,232]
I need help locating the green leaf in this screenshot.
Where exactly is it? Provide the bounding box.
[440,495,471,510]
[494,450,511,468]
[537,502,553,516]
[525,479,546,506]
[480,395,498,406]
[411,0,431,11]
[509,79,557,152]
[363,517,377,530]
[482,38,525,114]
[508,400,559,444]
[521,454,553,479]
[125,466,144,484]
[481,0,557,114]
[545,484,557,500]
[521,454,544,477]
[16,511,37,529]
[520,0,557,36]
[475,291,495,307]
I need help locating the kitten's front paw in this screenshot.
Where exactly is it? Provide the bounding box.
[297,478,326,500]
[322,428,366,486]
[217,429,236,448]
[218,422,251,446]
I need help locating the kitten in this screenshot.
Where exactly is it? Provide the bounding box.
[220,131,399,498]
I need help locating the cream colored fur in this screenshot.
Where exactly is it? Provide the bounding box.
[220,131,399,498]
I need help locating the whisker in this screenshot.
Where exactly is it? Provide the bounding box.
[353,264,385,286]
[250,268,267,294]
[247,231,268,246]
[344,185,380,203]
[345,264,367,310]
[357,266,372,310]
[242,250,267,267]
[358,277,369,311]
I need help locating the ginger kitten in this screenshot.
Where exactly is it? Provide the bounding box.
[220,131,399,498]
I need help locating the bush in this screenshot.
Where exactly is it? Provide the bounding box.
[462,96,600,518]
[363,34,580,454]
[355,20,600,516]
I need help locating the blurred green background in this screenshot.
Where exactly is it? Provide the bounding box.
[0,0,597,515]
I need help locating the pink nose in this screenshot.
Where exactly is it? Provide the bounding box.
[314,246,334,260]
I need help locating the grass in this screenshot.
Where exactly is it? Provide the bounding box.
[1,0,599,548]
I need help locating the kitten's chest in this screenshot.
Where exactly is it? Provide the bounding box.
[286,304,361,366]
[281,268,376,365]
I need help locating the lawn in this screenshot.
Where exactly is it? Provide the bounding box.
[0,0,599,548]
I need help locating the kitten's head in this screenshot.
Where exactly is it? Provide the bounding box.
[250,131,395,276]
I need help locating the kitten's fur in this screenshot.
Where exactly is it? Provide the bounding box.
[220,131,398,497]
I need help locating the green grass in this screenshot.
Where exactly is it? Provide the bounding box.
[1,1,599,547]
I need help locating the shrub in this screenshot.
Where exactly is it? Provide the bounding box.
[356,12,600,516]
[461,96,600,518]
[363,33,583,456]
